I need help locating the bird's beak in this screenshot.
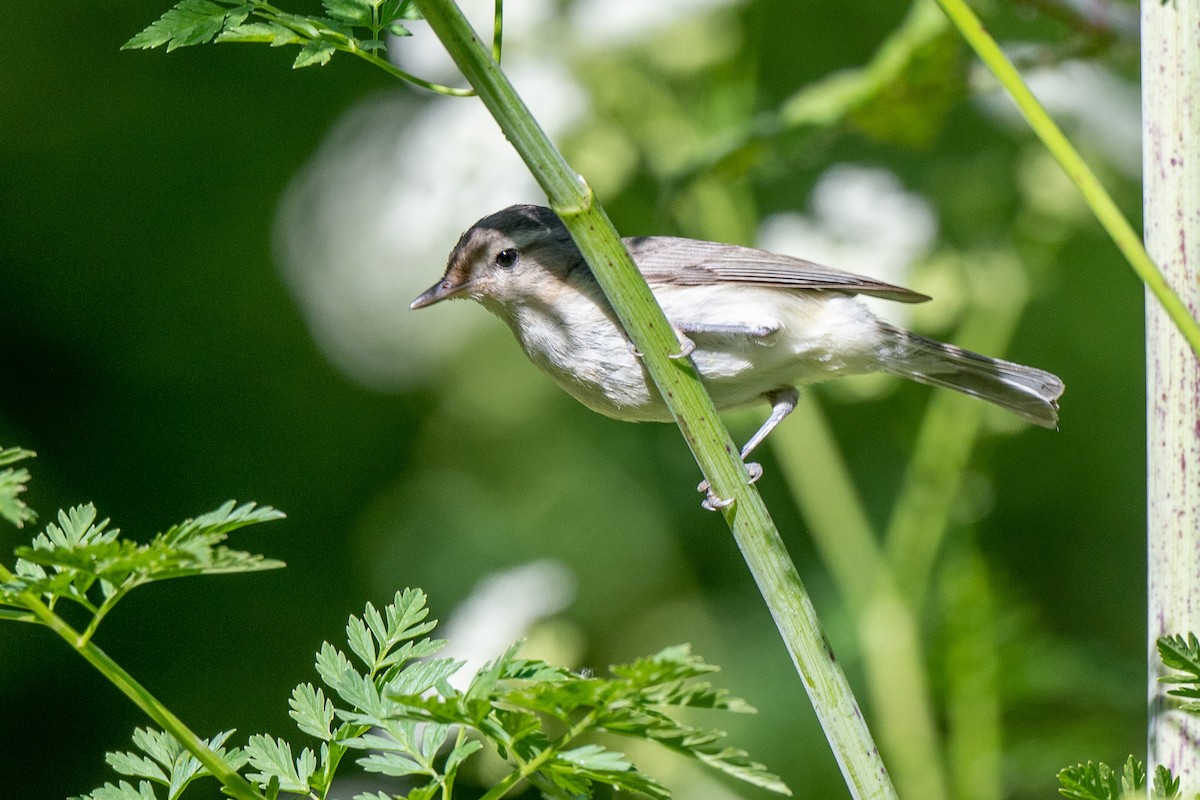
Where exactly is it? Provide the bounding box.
[410,277,469,310]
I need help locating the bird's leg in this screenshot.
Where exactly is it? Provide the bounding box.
[739,387,799,461]
[697,387,799,510]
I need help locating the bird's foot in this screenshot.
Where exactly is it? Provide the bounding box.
[696,462,763,511]
[627,328,694,360]
[668,329,695,360]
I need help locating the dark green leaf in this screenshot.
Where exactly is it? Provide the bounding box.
[123,0,234,51]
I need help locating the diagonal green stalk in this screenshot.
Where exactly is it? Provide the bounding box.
[773,270,1030,800]
[0,563,265,800]
[409,1,898,797]
[932,0,1200,358]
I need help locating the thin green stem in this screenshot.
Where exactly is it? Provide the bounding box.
[884,255,1029,603]
[409,2,898,798]
[491,0,503,63]
[478,708,602,800]
[933,0,1200,358]
[0,563,264,800]
[774,398,949,800]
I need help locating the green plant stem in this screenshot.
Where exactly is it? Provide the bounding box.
[932,0,1200,358]
[0,563,264,800]
[884,256,1030,602]
[410,2,898,797]
[774,398,948,800]
[773,263,1028,800]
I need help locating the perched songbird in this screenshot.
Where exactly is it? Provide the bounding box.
[412,205,1063,505]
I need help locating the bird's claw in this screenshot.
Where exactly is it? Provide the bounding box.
[696,462,763,511]
[628,329,694,360]
[701,492,735,512]
[668,330,696,360]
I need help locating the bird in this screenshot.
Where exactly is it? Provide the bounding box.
[411,205,1064,507]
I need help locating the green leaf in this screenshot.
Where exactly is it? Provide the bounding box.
[357,752,428,777]
[0,446,36,527]
[1058,757,1146,800]
[1158,634,1200,708]
[1152,764,1181,800]
[389,0,423,19]
[79,729,244,800]
[105,750,167,784]
[216,21,303,47]
[347,613,378,668]
[560,743,633,772]
[443,738,483,776]
[245,735,315,793]
[6,501,283,627]
[72,780,159,800]
[385,657,463,696]
[289,683,335,741]
[322,0,373,25]
[123,0,235,52]
[386,22,411,37]
[293,39,337,68]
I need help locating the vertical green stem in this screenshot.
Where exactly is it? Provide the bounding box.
[1142,0,1200,789]
[932,0,1200,357]
[409,2,898,797]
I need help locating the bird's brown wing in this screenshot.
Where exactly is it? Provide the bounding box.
[624,235,931,304]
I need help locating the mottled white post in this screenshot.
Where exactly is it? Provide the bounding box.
[1144,0,1200,786]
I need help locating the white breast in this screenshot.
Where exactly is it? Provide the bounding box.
[501,283,887,422]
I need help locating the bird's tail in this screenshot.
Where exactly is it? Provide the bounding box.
[877,322,1064,429]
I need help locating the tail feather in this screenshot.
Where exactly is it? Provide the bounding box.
[878,323,1064,429]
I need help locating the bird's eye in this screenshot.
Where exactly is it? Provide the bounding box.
[494,248,519,269]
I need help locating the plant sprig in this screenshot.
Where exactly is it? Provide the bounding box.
[122,0,504,96]
[246,589,788,800]
[0,446,36,529]
[1,500,284,642]
[1158,634,1200,710]
[1058,756,1181,800]
[71,729,248,800]
[1055,635,1200,800]
[72,588,788,800]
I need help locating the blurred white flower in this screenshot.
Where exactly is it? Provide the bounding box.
[440,560,577,690]
[977,58,1141,178]
[756,164,938,321]
[275,0,744,390]
[274,66,584,390]
[568,0,743,46]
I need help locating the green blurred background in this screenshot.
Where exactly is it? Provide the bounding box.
[1,1,1146,798]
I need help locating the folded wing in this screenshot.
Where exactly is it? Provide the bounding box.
[624,235,930,304]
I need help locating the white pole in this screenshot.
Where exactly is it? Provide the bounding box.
[1144,0,1200,787]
